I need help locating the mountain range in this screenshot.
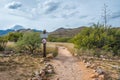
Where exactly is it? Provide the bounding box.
[0,25,119,39]
[0,25,42,36]
[49,27,85,37]
[0,24,85,37]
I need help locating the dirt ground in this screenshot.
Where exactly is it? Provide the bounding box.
[50,46,94,80]
[0,54,44,80]
[0,42,119,80]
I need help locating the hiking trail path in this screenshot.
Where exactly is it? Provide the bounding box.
[50,46,94,80]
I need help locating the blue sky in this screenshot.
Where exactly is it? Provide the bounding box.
[0,0,120,31]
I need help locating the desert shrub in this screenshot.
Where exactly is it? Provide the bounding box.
[108,29,120,56]
[17,32,41,54]
[8,32,23,42]
[72,23,120,56]
[0,36,8,51]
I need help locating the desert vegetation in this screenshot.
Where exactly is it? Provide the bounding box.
[71,23,120,57]
[0,31,57,80]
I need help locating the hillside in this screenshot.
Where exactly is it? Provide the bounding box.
[49,27,86,37]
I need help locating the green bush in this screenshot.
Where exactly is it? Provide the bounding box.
[108,29,120,56]
[8,32,23,42]
[17,32,41,54]
[72,23,120,56]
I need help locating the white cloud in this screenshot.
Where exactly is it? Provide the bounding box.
[41,0,60,14]
[5,1,22,9]
[0,0,119,31]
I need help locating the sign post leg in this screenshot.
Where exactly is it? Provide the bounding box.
[43,43,46,57]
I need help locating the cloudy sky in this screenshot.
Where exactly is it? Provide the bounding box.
[0,0,120,31]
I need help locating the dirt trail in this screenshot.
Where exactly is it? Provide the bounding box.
[50,46,93,80]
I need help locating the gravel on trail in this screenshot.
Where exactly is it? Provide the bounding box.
[50,46,94,80]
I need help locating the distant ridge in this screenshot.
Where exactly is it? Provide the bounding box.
[49,27,86,37]
[16,29,42,33]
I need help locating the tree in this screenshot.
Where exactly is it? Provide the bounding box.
[17,32,41,54]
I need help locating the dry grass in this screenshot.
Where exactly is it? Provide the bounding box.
[0,54,44,80]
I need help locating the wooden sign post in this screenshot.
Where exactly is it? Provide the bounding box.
[42,38,47,57]
[41,30,48,57]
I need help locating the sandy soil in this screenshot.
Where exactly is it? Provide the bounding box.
[50,46,94,80]
[0,54,44,80]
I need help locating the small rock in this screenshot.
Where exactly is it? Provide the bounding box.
[45,64,54,70]
[85,62,91,68]
[39,69,45,77]
[44,63,49,68]
[93,69,96,72]
[34,71,39,76]
[48,65,54,69]
[99,74,104,80]
[46,69,54,74]
[40,58,45,63]
[90,73,99,78]
[95,67,104,75]
[47,53,53,59]
[90,64,95,69]
[83,60,86,63]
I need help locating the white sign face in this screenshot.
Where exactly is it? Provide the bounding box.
[42,39,47,44]
[41,33,48,38]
